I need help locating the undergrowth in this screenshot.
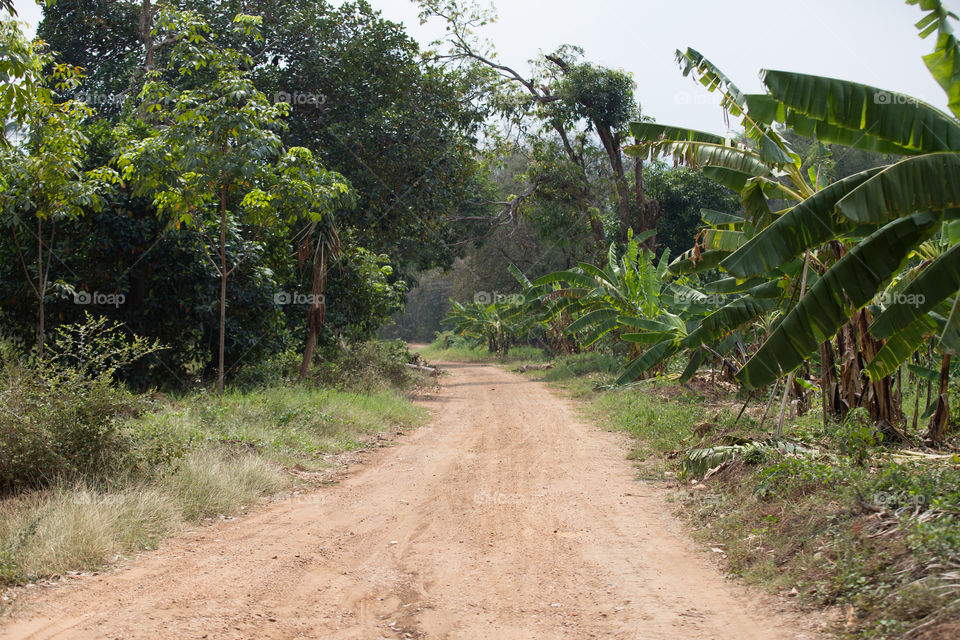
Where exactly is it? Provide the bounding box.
[515,350,960,639]
[0,322,429,588]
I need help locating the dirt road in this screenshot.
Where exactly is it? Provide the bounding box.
[1,362,817,639]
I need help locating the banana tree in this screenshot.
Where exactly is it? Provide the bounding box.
[627,3,960,438]
[726,0,960,440]
[529,229,744,384]
[626,48,827,419]
[444,297,526,355]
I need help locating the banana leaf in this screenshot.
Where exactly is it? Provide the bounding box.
[762,70,960,153]
[737,211,942,389]
[722,167,884,278]
[870,242,960,338]
[836,152,960,224]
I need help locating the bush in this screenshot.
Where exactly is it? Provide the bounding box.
[831,408,883,465]
[229,348,300,390]
[432,330,469,350]
[311,340,417,392]
[0,316,162,494]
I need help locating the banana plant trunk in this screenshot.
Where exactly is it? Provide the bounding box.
[855,309,902,430]
[826,310,905,440]
[927,353,952,444]
[819,340,841,425]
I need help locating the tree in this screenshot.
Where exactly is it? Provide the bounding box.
[39,0,487,277]
[418,0,658,251]
[0,22,116,353]
[118,7,351,393]
[626,1,960,441]
[644,162,740,259]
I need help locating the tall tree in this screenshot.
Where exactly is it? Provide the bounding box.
[417,0,658,250]
[0,23,116,353]
[118,7,352,393]
[39,0,487,276]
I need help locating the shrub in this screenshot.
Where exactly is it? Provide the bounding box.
[229,348,300,390]
[432,330,469,350]
[311,340,417,392]
[831,408,883,465]
[0,315,162,494]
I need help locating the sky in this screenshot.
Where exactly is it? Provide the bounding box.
[9,0,960,136]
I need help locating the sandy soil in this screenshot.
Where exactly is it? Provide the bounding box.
[0,361,822,639]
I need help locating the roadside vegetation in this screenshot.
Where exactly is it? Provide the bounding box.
[0,317,427,588]
[427,4,960,635]
[2,0,959,635]
[415,331,549,364]
[1,0,448,593]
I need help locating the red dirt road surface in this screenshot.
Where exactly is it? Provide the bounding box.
[1,361,819,639]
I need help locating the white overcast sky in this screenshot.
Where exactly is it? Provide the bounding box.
[10,0,960,136]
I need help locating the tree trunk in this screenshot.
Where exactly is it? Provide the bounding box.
[140,0,155,71]
[927,353,952,444]
[857,310,891,422]
[836,323,860,418]
[820,340,840,426]
[856,309,906,440]
[36,218,45,355]
[595,124,636,243]
[217,185,227,396]
[912,361,922,432]
[634,156,660,248]
[299,245,328,379]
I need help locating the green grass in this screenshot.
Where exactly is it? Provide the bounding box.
[145,385,428,470]
[539,357,960,639]
[0,383,429,587]
[416,342,549,364]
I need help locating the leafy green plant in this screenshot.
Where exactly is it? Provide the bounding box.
[0,315,162,493]
[117,6,353,394]
[832,408,884,465]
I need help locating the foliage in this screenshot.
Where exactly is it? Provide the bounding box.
[320,241,408,344]
[831,408,884,465]
[0,315,162,494]
[309,340,419,393]
[444,296,526,354]
[39,0,486,276]
[446,0,959,446]
[0,26,118,352]
[115,6,355,393]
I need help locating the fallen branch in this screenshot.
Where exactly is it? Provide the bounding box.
[405,363,438,375]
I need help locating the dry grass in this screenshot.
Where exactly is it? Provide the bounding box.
[160,448,292,521]
[0,448,291,585]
